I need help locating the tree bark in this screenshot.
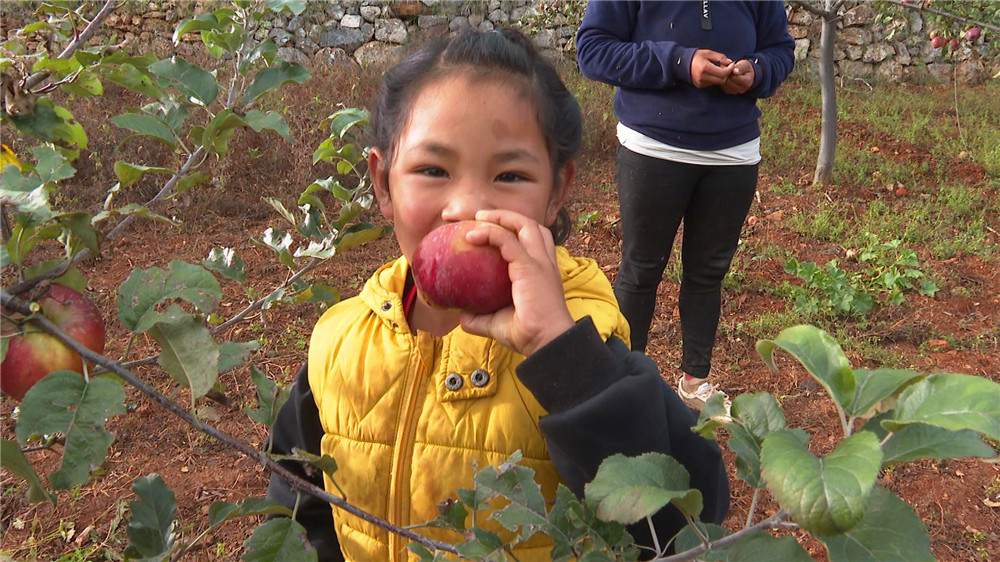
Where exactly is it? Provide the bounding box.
[814,0,839,186]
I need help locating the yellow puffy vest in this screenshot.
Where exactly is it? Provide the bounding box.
[308,246,630,561]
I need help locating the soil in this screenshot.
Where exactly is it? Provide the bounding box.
[2,64,998,560]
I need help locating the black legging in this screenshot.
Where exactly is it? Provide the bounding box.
[613,144,758,378]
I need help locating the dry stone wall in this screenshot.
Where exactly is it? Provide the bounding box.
[2,1,996,84]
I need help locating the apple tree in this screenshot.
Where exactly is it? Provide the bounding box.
[791,0,999,185]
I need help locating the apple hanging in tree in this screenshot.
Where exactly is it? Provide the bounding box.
[411,220,514,314]
[1,284,107,401]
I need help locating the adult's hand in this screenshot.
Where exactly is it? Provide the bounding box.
[690,49,734,88]
[721,59,755,95]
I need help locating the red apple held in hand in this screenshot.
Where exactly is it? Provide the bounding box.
[965,27,981,42]
[411,220,513,314]
[1,284,106,401]
[930,36,945,49]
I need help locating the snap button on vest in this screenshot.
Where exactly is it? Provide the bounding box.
[381,301,392,311]
[445,373,463,390]
[470,369,490,387]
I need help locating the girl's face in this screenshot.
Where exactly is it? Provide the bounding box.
[369,73,572,261]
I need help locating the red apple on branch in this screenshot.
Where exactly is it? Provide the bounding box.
[1,284,106,401]
[411,220,513,314]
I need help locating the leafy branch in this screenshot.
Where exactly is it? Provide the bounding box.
[0,287,460,556]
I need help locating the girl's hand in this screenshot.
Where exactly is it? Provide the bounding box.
[459,209,575,356]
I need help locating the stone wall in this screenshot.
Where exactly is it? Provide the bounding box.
[2,1,996,84]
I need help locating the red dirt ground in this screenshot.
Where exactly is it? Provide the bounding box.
[2,69,998,560]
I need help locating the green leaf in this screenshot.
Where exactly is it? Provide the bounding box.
[846,369,924,418]
[111,113,177,148]
[6,99,87,158]
[730,532,813,561]
[100,62,164,99]
[472,454,549,540]
[265,197,297,226]
[0,439,57,505]
[726,393,792,488]
[218,340,260,373]
[883,373,1000,440]
[23,261,86,293]
[287,448,338,478]
[113,161,174,188]
[118,261,222,333]
[760,429,882,536]
[172,13,223,44]
[207,497,291,527]
[244,365,292,427]
[242,62,310,107]
[244,109,292,142]
[30,144,76,183]
[15,372,127,489]
[757,325,856,412]
[175,171,211,193]
[203,247,247,283]
[199,109,245,158]
[149,56,219,106]
[818,487,934,561]
[584,452,702,525]
[242,516,317,562]
[335,223,387,252]
[148,311,219,404]
[881,424,996,464]
[61,71,104,97]
[455,527,505,559]
[290,283,340,305]
[265,0,307,15]
[322,107,370,140]
[125,474,178,561]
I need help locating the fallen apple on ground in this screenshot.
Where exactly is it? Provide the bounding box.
[930,36,945,49]
[965,27,981,42]
[1,284,106,401]
[411,220,514,314]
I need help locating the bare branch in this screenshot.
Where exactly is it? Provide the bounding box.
[0,288,459,556]
[790,0,832,19]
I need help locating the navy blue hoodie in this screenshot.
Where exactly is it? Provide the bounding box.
[577,0,795,150]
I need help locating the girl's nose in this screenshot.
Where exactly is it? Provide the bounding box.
[441,180,490,221]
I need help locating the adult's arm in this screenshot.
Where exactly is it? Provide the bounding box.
[576,0,699,91]
[265,363,344,562]
[516,317,730,551]
[742,0,796,98]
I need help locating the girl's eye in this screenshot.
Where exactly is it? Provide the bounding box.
[496,172,527,183]
[418,167,447,178]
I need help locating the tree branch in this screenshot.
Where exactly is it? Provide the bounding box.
[790,0,832,19]
[656,511,795,561]
[0,288,459,556]
[23,0,119,92]
[882,0,1000,33]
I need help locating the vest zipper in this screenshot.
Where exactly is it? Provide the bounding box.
[388,332,436,559]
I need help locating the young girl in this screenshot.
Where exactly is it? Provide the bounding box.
[267,29,729,561]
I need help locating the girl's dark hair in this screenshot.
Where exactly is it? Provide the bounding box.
[371,28,581,244]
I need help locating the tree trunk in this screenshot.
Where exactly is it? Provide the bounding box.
[814,1,838,186]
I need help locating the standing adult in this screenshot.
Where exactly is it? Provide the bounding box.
[577,1,795,411]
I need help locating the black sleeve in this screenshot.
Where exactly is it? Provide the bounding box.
[516,317,730,553]
[265,362,344,562]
